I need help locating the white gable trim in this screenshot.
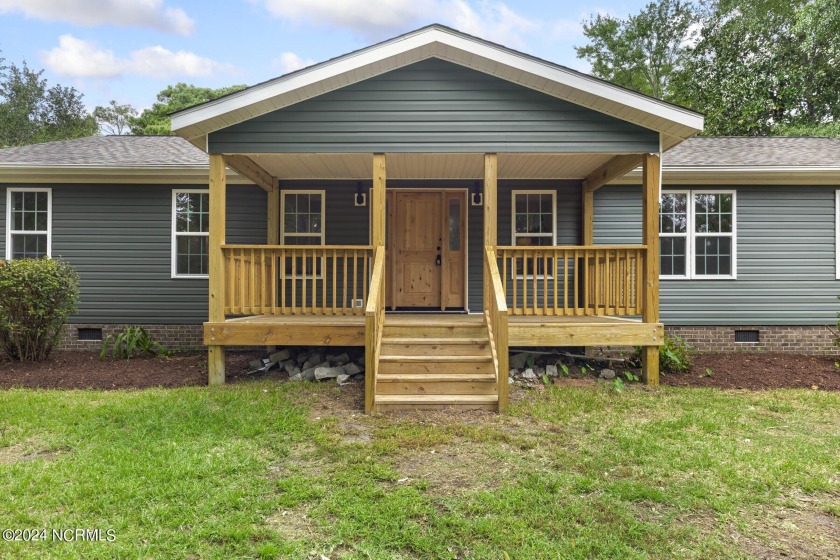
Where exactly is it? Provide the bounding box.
[171,26,703,148]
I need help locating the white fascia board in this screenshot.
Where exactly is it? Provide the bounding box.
[171,26,703,140]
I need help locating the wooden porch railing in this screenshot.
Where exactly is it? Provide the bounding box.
[484,247,509,412]
[221,245,374,316]
[364,246,385,413]
[496,245,646,316]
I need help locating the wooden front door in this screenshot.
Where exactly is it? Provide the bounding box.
[386,190,467,310]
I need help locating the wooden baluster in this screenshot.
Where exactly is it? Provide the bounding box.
[332,249,337,315]
[531,252,537,315]
[624,250,631,315]
[353,250,359,315]
[302,248,309,314]
[238,251,245,315]
[270,249,277,314]
[363,250,368,312]
[542,251,548,315]
[280,248,286,314]
[552,250,558,316]
[291,249,297,315]
[312,248,317,314]
[342,250,348,315]
[512,252,518,315]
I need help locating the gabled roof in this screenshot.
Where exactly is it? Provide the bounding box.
[171,24,703,151]
[0,136,206,167]
[664,136,840,167]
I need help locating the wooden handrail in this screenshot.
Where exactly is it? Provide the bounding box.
[484,247,509,412]
[365,246,386,413]
[496,245,646,317]
[221,245,373,316]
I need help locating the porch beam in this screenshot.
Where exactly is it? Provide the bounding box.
[372,153,386,247]
[223,154,274,192]
[642,152,661,386]
[484,153,497,246]
[208,154,227,385]
[582,154,644,193]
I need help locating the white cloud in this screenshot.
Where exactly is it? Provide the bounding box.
[445,0,537,49]
[42,35,238,79]
[272,52,316,74]
[0,0,195,35]
[257,0,435,36]
[253,0,539,46]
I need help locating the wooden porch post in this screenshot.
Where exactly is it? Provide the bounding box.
[642,153,661,385]
[372,154,386,247]
[208,154,227,385]
[267,178,280,245]
[484,153,497,247]
[582,186,594,245]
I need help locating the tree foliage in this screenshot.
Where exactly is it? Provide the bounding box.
[577,0,840,136]
[576,0,697,101]
[129,83,247,135]
[93,100,138,135]
[0,59,98,147]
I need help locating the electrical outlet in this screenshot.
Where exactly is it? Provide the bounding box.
[354,298,364,308]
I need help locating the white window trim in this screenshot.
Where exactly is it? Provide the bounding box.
[511,190,557,279]
[281,189,326,279]
[836,190,840,280]
[660,189,737,280]
[659,189,691,280]
[5,187,52,260]
[171,189,209,279]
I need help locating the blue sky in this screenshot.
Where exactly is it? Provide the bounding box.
[0,0,650,113]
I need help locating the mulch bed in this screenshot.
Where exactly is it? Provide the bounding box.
[2,350,839,391]
[664,352,840,391]
[0,350,261,390]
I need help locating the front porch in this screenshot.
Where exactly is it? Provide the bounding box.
[202,152,664,413]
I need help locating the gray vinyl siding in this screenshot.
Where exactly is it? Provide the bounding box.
[209,58,659,154]
[594,184,840,325]
[0,183,266,324]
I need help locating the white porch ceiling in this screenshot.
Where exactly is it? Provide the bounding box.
[248,152,623,180]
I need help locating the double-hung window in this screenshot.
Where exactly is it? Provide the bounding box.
[512,190,556,277]
[6,188,51,260]
[281,190,325,276]
[172,190,209,278]
[660,190,736,279]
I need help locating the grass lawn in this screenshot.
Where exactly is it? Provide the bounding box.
[0,381,838,559]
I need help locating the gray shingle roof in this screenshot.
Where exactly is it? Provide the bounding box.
[0,135,838,169]
[0,135,207,167]
[665,137,840,167]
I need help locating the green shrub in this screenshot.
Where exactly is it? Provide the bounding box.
[632,334,693,374]
[0,258,79,361]
[100,326,169,360]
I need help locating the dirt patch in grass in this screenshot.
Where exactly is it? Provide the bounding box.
[0,441,70,464]
[664,353,840,391]
[736,502,840,560]
[390,443,506,495]
[264,505,320,542]
[0,349,262,390]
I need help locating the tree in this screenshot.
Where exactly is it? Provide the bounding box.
[0,60,97,147]
[130,83,247,135]
[93,100,138,135]
[674,0,840,135]
[575,0,698,101]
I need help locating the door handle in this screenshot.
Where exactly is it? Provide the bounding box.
[435,255,441,266]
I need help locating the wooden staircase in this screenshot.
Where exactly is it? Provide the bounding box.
[373,315,499,411]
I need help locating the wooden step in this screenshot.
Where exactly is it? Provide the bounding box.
[379,355,493,363]
[380,342,490,356]
[374,394,499,411]
[378,373,496,382]
[378,360,495,375]
[377,372,497,395]
[383,326,487,338]
[385,337,488,345]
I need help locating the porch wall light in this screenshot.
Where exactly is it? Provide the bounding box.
[354,181,367,206]
[471,180,483,206]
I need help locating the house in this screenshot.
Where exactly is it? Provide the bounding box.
[1,25,837,411]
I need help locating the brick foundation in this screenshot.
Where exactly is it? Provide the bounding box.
[58,324,203,351]
[665,325,839,355]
